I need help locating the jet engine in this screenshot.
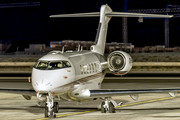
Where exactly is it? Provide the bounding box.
[107,51,133,75]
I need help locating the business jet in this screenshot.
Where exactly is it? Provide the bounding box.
[0,4,178,118]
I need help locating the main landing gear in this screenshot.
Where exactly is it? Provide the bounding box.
[101,97,123,113]
[44,92,59,118]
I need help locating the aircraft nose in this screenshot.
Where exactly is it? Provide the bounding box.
[33,79,53,92]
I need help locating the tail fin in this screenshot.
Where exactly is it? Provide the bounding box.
[50,4,173,55]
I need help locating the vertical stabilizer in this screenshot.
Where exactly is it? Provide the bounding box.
[90,5,112,55]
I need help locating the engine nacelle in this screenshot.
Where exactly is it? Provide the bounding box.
[107,51,133,75]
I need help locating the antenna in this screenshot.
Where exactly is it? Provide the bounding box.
[62,46,64,54]
[77,44,80,52]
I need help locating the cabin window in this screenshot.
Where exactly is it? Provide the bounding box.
[80,63,98,74]
[89,64,91,73]
[86,64,89,73]
[96,63,100,71]
[87,64,90,73]
[83,64,87,74]
[91,63,94,72]
[94,63,97,72]
[80,65,83,74]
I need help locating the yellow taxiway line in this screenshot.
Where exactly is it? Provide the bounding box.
[115,97,174,108]
[35,97,174,120]
[35,109,99,120]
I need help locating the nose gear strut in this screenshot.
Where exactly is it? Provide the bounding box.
[45,92,56,118]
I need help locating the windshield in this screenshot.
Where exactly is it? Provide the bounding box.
[34,61,71,70]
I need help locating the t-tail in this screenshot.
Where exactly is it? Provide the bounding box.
[50,4,173,55]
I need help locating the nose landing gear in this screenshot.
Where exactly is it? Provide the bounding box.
[45,92,57,118]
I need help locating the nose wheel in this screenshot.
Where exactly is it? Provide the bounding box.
[45,103,48,117]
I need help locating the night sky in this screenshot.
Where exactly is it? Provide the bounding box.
[0,0,180,52]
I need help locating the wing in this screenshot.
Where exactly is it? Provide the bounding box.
[0,82,36,96]
[89,88,180,98]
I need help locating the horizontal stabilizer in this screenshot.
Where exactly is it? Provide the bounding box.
[50,12,100,18]
[50,11,173,18]
[106,12,173,18]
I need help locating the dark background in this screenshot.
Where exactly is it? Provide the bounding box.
[0,0,180,52]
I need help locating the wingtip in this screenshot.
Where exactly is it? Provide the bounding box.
[169,15,174,18]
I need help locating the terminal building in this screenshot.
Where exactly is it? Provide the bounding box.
[20,40,135,55]
[11,40,180,55]
[50,40,135,53]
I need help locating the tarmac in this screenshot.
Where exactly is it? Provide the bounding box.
[1,78,180,120]
[1,93,180,120]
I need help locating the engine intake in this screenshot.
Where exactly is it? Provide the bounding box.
[107,51,132,75]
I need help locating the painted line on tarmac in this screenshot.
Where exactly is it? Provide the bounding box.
[56,109,99,117]
[35,109,99,120]
[35,97,174,120]
[115,97,174,108]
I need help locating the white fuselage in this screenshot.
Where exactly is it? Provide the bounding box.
[31,50,106,100]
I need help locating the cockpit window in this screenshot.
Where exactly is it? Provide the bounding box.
[34,61,71,70]
[48,61,63,70]
[34,61,48,70]
[63,61,71,67]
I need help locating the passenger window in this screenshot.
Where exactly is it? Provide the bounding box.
[83,65,86,74]
[86,65,89,73]
[88,64,91,73]
[96,63,100,71]
[86,64,89,73]
[91,63,94,72]
[94,63,97,72]
[85,64,88,74]
[80,65,83,74]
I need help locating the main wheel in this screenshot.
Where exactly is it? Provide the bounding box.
[49,110,54,118]
[45,103,48,117]
[109,102,115,113]
[101,101,106,113]
[54,102,59,113]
